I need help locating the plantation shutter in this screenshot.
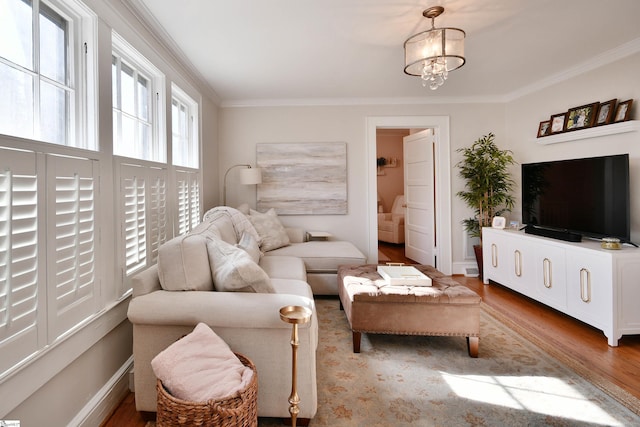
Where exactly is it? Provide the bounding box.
[47,155,98,340]
[148,169,167,263]
[176,170,200,234]
[121,165,147,276]
[0,148,41,375]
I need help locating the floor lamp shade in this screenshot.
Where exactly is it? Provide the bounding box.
[239,167,262,185]
[223,164,262,206]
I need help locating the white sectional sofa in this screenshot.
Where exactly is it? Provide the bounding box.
[127,206,366,420]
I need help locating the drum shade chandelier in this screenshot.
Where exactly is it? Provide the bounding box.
[404,6,466,90]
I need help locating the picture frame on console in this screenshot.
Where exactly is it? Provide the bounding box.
[595,99,616,126]
[614,99,633,122]
[565,102,598,131]
[550,113,566,134]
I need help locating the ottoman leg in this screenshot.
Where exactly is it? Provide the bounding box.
[352,331,361,353]
[467,336,479,358]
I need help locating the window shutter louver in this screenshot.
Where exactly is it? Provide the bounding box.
[149,172,167,263]
[48,155,98,340]
[0,148,40,376]
[122,168,147,276]
[176,173,189,235]
[176,170,200,234]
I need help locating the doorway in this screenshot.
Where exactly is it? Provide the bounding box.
[366,116,452,275]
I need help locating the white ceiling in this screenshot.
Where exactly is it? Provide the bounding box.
[131,0,640,106]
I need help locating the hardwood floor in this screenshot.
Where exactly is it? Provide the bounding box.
[102,243,640,426]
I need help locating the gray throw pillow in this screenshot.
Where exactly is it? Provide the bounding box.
[248,208,290,251]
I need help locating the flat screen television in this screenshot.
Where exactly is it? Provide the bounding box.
[521,154,631,244]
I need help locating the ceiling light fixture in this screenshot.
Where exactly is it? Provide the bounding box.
[404,6,466,90]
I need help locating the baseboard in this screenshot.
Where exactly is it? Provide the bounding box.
[452,261,478,276]
[71,356,134,427]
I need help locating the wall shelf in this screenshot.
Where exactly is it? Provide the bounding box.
[535,120,640,145]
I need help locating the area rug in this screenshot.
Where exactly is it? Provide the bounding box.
[261,298,640,427]
[147,298,640,427]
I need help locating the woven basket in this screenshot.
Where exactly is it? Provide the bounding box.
[156,353,258,427]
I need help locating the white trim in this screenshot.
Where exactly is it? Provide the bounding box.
[366,116,452,275]
[0,297,130,417]
[71,357,134,427]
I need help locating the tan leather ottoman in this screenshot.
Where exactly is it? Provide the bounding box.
[337,264,481,357]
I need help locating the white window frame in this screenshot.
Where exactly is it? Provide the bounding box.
[171,83,199,169]
[112,31,166,163]
[0,0,97,150]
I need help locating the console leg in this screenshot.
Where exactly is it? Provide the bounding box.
[467,336,479,358]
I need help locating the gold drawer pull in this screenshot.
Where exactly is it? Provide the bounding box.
[491,243,498,268]
[580,268,591,303]
[543,258,552,288]
[514,250,522,277]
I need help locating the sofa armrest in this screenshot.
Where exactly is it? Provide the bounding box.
[132,265,162,298]
[127,290,314,330]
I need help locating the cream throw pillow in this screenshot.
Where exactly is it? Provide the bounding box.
[207,238,275,293]
[248,208,290,251]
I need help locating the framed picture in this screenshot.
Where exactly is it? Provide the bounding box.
[595,99,616,126]
[491,216,506,229]
[550,113,566,134]
[537,120,551,138]
[565,102,598,131]
[614,99,633,122]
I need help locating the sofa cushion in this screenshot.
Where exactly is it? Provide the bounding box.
[207,238,275,293]
[151,322,253,402]
[259,255,307,281]
[157,234,213,291]
[236,232,262,264]
[265,241,366,272]
[249,208,290,251]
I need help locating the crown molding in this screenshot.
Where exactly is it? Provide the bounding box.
[121,0,221,105]
[505,37,640,102]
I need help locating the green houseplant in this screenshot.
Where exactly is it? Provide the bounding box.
[456,133,516,276]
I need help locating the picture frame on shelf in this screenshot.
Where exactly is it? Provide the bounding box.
[537,120,551,137]
[614,99,633,122]
[550,113,567,134]
[595,99,616,126]
[565,102,598,131]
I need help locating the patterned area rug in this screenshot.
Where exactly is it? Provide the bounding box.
[148,298,640,427]
[260,297,640,426]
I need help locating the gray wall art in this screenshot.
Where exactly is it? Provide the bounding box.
[256,142,347,214]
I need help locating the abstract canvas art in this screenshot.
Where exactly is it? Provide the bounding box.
[256,142,347,214]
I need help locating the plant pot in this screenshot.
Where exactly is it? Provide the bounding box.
[473,244,483,281]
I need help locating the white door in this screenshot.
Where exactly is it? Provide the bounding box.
[403,129,436,266]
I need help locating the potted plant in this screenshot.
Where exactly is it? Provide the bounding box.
[456,133,516,278]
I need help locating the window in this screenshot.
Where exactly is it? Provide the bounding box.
[171,84,199,168]
[0,0,96,149]
[176,170,200,235]
[112,32,165,162]
[119,163,168,294]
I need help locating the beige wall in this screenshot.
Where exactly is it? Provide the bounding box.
[218,103,506,265]
[376,129,407,213]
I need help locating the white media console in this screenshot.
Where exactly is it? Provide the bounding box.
[482,227,640,346]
